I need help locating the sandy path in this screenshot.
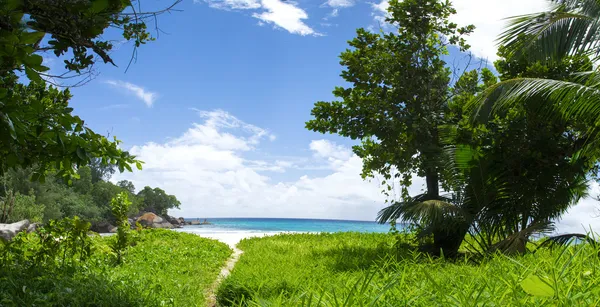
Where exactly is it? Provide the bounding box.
[206,246,243,307]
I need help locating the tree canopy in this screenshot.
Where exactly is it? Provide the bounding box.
[0,166,180,224]
[0,0,178,181]
[308,0,600,256]
[306,0,473,255]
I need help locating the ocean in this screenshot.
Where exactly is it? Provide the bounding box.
[177,218,392,234]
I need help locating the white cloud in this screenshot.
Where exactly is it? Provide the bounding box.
[369,0,549,62]
[555,182,600,234]
[112,109,599,231]
[370,0,390,27]
[450,0,549,62]
[252,0,318,36]
[310,139,352,161]
[325,0,353,8]
[202,0,261,10]
[105,80,157,107]
[198,0,317,36]
[112,111,393,220]
[175,109,275,151]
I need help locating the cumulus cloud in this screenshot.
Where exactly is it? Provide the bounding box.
[112,110,392,220]
[370,0,390,27]
[555,182,600,234]
[105,80,157,107]
[370,0,549,62]
[252,0,318,36]
[111,109,598,230]
[198,0,317,36]
[450,0,549,62]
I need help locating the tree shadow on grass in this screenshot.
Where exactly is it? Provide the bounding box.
[0,266,160,307]
[310,242,422,273]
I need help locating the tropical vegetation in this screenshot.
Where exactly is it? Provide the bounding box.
[3,0,600,306]
[0,164,180,226]
[0,227,231,306]
[217,232,600,306]
[307,0,600,257]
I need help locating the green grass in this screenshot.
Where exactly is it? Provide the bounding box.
[0,229,232,306]
[217,232,600,306]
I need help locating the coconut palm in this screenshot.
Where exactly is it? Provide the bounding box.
[379,48,598,256]
[474,0,600,126]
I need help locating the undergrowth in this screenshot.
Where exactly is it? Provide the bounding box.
[0,227,231,306]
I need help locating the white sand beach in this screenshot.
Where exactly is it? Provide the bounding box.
[174,229,294,248]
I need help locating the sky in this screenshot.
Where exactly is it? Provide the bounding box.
[55,0,598,233]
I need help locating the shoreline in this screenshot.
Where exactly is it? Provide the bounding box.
[174,228,309,248]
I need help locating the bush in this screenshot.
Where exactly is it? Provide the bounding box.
[0,223,232,306]
[6,191,45,223]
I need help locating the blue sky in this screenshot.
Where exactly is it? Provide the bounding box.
[49,0,599,232]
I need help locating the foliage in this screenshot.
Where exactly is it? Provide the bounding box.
[0,74,143,183]
[218,233,600,306]
[4,191,44,223]
[0,0,182,181]
[0,166,179,226]
[1,217,93,269]
[499,0,600,63]
[375,40,599,256]
[137,186,181,217]
[307,0,472,195]
[0,228,231,306]
[305,0,474,255]
[474,0,600,147]
[0,0,178,81]
[109,192,132,264]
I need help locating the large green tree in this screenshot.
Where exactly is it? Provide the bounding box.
[306,0,473,255]
[137,187,180,217]
[0,0,178,181]
[379,49,600,256]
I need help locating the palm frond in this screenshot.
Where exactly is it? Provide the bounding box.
[376,194,467,227]
[500,0,600,61]
[536,233,598,250]
[490,221,555,255]
[470,77,600,126]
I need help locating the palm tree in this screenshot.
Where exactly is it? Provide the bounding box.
[379,47,598,256]
[473,0,600,126]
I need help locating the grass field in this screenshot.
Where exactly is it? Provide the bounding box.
[217,232,600,306]
[0,229,232,306]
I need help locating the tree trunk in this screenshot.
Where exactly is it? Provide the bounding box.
[432,224,469,258]
[425,168,467,257]
[425,170,439,199]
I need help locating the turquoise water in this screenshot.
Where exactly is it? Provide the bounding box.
[181,218,392,234]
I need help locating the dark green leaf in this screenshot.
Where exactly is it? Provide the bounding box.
[23,54,43,67]
[6,0,22,10]
[20,31,45,44]
[76,147,87,160]
[6,153,18,167]
[91,0,109,13]
[25,67,43,83]
[0,112,17,140]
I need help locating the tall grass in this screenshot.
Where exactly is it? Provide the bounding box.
[0,229,232,306]
[217,232,600,306]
